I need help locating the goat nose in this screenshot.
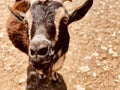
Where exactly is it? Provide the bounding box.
[30,40,49,56]
[37,44,48,56]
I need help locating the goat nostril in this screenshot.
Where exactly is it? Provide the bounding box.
[31,49,36,55]
[38,47,48,56]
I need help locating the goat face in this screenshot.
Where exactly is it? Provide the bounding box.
[8,0,93,74]
[28,1,71,70]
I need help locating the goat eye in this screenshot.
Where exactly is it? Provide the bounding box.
[62,17,68,24]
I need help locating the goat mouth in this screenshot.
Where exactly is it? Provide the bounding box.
[31,58,51,65]
[32,60,51,70]
[29,55,52,69]
[29,48,55,70]
[40,60,51,64]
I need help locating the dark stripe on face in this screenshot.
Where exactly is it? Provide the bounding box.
[29,1,62,39]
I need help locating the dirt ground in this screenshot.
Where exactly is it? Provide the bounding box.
[0,0,120,90]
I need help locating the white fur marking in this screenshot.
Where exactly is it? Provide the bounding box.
[52,54,65,71]
[54,7,68,41]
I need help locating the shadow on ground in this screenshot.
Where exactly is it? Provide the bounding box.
[26,72,67,90]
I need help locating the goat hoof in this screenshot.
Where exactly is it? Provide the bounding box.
[39,74,47,79]
[51,72,58,81]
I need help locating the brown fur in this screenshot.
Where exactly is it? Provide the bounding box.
[13,0,30,13]
[7,0,30,54]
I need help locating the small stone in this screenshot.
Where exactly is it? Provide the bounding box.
[103,66,109,71]
[112,31,116,36]
[101,45,107,50]
[92,52,99,57]
[93,72,97,77]
[118,75,120,79]
[97,37,102,41]
[0,33,3,38]
[79,66,90,73]
[84,56,91,60]
[19,78,26,85]
[108,48,118,57]
[68,51,72,55]
[76,85,85,90]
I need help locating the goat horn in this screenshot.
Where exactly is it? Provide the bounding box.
[63,0,72,2]
[62,0,72,3]
[51,0,72,3]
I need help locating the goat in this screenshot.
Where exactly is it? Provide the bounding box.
[7,0,93,81]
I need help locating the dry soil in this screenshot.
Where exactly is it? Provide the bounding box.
[0,0,120,90]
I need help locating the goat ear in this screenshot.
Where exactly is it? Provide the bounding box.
[8,6,25,21]
[68,0,93,25]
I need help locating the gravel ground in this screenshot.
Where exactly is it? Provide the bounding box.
[0,0,120,90]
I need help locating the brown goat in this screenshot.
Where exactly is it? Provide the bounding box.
[7,0,93,83]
